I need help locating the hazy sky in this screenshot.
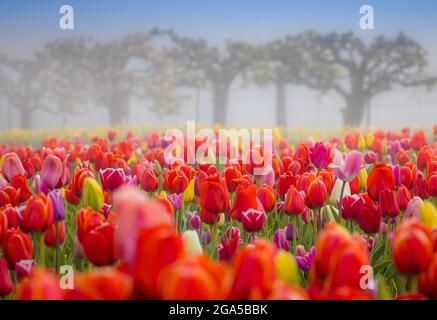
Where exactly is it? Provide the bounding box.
[1,0,437,130]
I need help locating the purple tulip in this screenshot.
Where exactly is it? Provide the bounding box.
[285,221,299,241]
[167,193,183,210]
[296,246,315,272]
[186,211,200,230]
[202,229,211,244]
[48,189,65,221]
[274,228,289,251]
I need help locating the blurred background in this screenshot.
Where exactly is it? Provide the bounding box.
[0,0,436,131]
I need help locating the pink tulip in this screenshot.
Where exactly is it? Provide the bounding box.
[330,150,364,181]
[99,168,125,191]
[405,196,424,219]
[1,152,26,182]
[310,142,331,169]
[41,154,62,189]
[258,164,275,187]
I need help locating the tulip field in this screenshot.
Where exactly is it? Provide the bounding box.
[1,125,437,300]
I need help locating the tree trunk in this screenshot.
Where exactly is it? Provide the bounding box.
[343,96,366,127]
[20,109,33,129]
[276,80,287,127]
[212,82,230,125]
[107,96,128,126]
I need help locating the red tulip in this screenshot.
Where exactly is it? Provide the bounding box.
[418,254,437,299]
[257,184,275,212]
[379,189,400,218]
[284,185,305,215]
[19,193,54,233]
[1,186,20,207]
[276,172,295,201]
[357,198,381,234]
[1,152,26,182]
[217,227,240,261]
[11,174,32,203]
[230,184,263,221]
[2,228,33,269]
[0,210,7,243]
[76,207,106,243]
[397,184,412,211]
[140,168,158,192]
[241,208,266,233]
[43,222,65,247]
[417,145,433,170]
[392,219,433,274]
[341,194,365,220]
[3,206,19,229]
[99,168,125,192]
[426,174,437,197]
[229,241,276,299]
[199,174,229,215]
[131,225,184,298]
[65,167,94,205]
[83,222,115,266]
[223,166,242,192]
[366,163,396,201]
[0,258,13,297]
[305,178,327,209]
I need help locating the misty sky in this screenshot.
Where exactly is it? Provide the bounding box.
[1,0,437,130]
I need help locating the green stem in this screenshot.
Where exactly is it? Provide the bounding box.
[39,233,46,268]
[55,221,60,274]
[338,180,346,220]
[292,215,298,255]
[313,209,318,246]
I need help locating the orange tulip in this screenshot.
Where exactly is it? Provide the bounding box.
[76,207,106,243]
[257,184,275,212]
[66,268,133,300]
[366,163,396,201]
[305,178,327,209]
[15,268,64,300]
[284,185,305,215]
[157,255,230,300]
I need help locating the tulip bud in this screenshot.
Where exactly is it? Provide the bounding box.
[241,209,266,233]
[357,134,366,151]
[182,179,195,203]
[182,230,203,256]
[83,177,104,211]
[275,250,299,286]
[284,186,305,215]
[366,133,375,148]
[420,201,437,229]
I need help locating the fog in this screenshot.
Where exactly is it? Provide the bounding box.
[1,1,437,131]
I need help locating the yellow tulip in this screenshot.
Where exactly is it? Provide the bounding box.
[357,134,366,151]
[182,179,195,203]
[420,201,437,228]
[366,132,375,148]
[358,169,368,191]
[158,190,167,199]
[275,250,299,286]
[83,177,104,211]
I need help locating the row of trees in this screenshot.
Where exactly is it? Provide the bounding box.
[1,30,435,129]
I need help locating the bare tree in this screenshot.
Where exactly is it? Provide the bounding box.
[157,30,259,125]
[0,54,47,129]
[244,32,335,127]
[312,32,437,127]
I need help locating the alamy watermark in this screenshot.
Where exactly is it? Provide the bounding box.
[163,121,273,176]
